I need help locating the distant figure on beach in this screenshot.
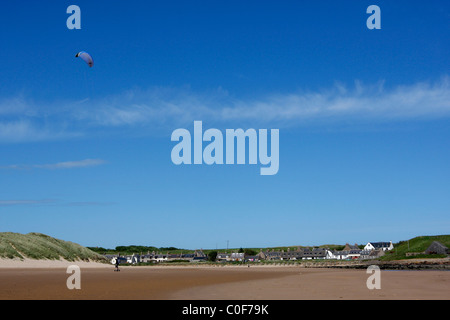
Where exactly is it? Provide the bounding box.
[114,257,120,272]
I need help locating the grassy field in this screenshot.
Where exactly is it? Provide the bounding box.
[381,235,450,261]
[0,232,107,262]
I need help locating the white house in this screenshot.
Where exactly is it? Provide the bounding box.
[326,250,338,259]
[216,252,231,262]
[153,254,168,262]
[329,249,361,260]
[126,254,140,264]
[109,256,127,265]
[230,252,245,261]
[364,241,394,252]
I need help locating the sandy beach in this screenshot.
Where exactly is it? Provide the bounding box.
[0,259,449,300]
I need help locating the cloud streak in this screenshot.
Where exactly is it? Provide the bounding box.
[75,76,450,128]
[0,199,57,206]
[0,199,115,207]
[33,159,106,169]
[1,77,449,142]
[0,159,106,170]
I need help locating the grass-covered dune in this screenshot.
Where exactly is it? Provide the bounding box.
[0,232,107,262]
[381,235,450,261]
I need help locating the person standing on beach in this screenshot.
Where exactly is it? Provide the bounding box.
[114,257,120,272]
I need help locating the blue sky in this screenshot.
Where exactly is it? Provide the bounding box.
[0,1,449,249]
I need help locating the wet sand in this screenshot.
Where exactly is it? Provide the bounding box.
[172,267,450,300]
[0,264,448,300]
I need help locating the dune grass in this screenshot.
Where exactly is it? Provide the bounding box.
[0,232,107,262]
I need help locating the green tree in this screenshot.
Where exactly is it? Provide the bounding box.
[208,251,218,262]
[244,248,257,256]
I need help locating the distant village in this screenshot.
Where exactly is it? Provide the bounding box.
[106,241,404,265]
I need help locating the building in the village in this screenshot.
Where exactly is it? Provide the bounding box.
[331,249,362,260]
[102,240,401,264]
[216,252,231,262]
[424,241,449,255]
[230,252,245,261]
[364,241,394,252]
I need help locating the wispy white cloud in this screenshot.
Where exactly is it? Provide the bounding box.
[33,159,106,169]
[0,159,106,170]
[1,77,449,142]
[71,76,450,126]
[0,120,81,143]
[218,77,450,123]
[65,201,116,207]
[0,120,52,143]
[0,199,57,206]
[0,199,115,207]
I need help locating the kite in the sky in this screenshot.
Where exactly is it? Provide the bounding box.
[75,51,94,67]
